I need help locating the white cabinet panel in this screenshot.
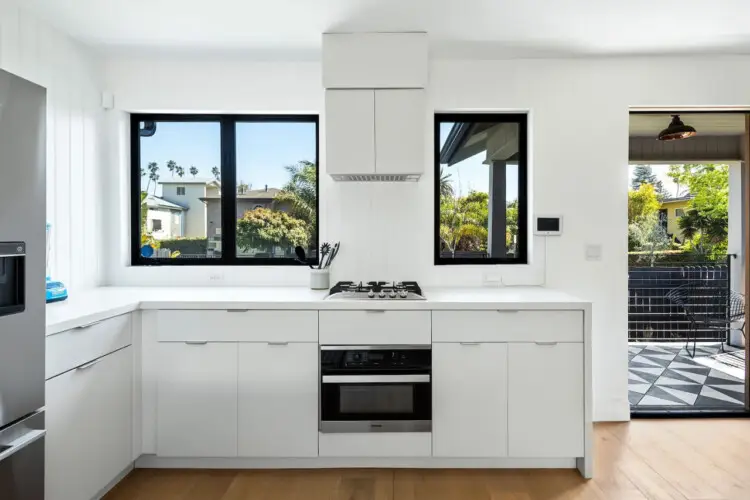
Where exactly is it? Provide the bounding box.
[46,346,132,500]
[432,310,583,343]
[325,90,375,175]
[433,343,508,458]
[319,432,431,457]
[508,343,584,457]
[319,310,431,345]
[375,89,425,175]
[238,342,318,457]
[157,342,238,457]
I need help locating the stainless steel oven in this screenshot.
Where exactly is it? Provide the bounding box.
[320,345,431,433]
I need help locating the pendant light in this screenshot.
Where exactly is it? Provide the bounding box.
[657,115,697,141]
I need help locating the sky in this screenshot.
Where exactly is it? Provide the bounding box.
[628,164,680,197]
[139,121,317,195]
[439,122,519,201]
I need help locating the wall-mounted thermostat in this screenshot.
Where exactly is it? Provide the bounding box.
[534,216,563,236]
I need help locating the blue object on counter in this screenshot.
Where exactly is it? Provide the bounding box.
[46,278,68,303]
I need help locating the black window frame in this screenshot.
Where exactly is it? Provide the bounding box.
[130,113,320,267]
[434,112,529,266]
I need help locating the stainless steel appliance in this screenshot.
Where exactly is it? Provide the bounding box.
[0,69,47,499]
[320,346,431,433]
[326,281,426,300]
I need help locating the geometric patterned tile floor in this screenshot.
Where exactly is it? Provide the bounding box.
[629,342,745,410]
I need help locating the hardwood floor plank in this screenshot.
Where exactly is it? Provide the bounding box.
[103,421,750,500]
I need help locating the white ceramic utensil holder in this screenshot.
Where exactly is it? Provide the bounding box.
[310,269,330,290]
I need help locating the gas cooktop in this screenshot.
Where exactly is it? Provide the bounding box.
[326,281,425,300]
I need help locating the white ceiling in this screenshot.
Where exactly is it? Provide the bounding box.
[20,0,750,58]
[629,113,746,137]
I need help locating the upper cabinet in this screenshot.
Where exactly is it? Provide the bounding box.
[326,89,425,180]
[322,33,428,89]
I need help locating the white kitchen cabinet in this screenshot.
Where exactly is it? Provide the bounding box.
[432,343,508,458]
[237,342,318,457]
[326,89,375,176]
[374,89,425,175]
[46,346,133,500]
[508,343,584,457]
[156,342,238,457]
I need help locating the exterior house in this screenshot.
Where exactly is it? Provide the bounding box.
[144,194,186,240]
[659,194,693,243]
[159,178,221,238]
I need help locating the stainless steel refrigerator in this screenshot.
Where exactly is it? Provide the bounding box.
[0,69,47,499]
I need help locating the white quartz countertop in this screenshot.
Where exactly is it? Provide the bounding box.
[46,286,590,335]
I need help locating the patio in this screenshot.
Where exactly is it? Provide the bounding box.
[629,342,745,409]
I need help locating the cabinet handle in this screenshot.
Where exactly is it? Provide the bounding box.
[74,320,102,330]
[185,341,208,345]
[76,358,102,370]
[226,309,249,313]
[496,310,519,314]
[535,341,558,346]
[267,342,289,347]
[366,310,386,314]
[459,342,480,346]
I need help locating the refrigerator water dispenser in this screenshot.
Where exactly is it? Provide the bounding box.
[0,241,25,317]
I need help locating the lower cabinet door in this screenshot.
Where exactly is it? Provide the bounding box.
[508,343,584,457]
[46,346,133,500]
[432,342,508,457]
[157,342,238,457]
[237,342,318,457]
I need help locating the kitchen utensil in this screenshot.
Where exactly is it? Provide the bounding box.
[325,242,340,269]
[295,246,313,269]
[319,243,331,269]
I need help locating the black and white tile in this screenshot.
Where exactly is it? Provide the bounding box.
[629,343,745,410]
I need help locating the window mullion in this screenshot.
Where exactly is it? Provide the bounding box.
[220,117,238,264]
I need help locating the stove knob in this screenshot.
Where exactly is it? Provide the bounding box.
[389,291,397,298]
[378,291,386,298]
[367,290,375,298]
[399,290,408,298]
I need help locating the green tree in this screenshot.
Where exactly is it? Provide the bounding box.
[628,212,671,266]
[175,165,185,178]
[189,166,199,178]
[237,180,250,194]
[145,162,159,194]
[439,191,488,256]
[506,199,519,249]
[668,164,728,257]
[628,183,661,224]
[166,160,177,177]
[236,208,309,253]
[631,165,669,198]
[439,167,454,197]
[274,161,317,239]
[211,166,221,181]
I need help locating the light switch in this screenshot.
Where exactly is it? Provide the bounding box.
[585,244,602,261]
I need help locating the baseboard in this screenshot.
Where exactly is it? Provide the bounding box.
[93,463,134,500]
[594,397,631,422]
[135,455,576,470]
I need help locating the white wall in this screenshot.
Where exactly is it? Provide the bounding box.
[0,0,103,291]
[103,53,750,421]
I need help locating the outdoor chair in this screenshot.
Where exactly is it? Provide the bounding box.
[666,281,745,358]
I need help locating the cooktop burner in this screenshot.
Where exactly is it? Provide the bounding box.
[326,281,425,300]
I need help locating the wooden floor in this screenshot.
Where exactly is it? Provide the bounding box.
[105,420,750,500]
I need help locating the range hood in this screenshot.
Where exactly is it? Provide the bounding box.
[330,173,421,182]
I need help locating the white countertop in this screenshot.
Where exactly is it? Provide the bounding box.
[46,286,590,335]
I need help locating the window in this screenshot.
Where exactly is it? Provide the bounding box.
[131,114,319,265]
[675,208,685,217]
[434,113,528,265]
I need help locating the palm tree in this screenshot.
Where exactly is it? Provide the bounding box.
[145,162,159,193]
[175,165,185,178]
[189,166,198,178]
[166,160,177,177]
[439,195,488,257]
[274,161,317,237]
[440,167,454,198]
[211,166,220,181]
[678,208,727,256]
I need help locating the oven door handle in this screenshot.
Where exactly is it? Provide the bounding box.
[322,374,430,384]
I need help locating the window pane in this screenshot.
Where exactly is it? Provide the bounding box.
[437,117,525,262]
[138,121,221,259]
[235,121,318,260]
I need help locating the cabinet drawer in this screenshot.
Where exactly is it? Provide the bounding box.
[46,313,132,379]
[432,310,583,343]
[319,432,431,457]
[156,310,318,342]
[319,311,430,345]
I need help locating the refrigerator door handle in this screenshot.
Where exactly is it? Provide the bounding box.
[0,429,45,462]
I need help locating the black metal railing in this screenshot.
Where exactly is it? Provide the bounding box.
[628,256,732,342]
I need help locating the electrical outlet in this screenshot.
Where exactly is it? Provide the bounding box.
[585,244,602,261]
[209,272,224,282]
[482,272,502,286]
